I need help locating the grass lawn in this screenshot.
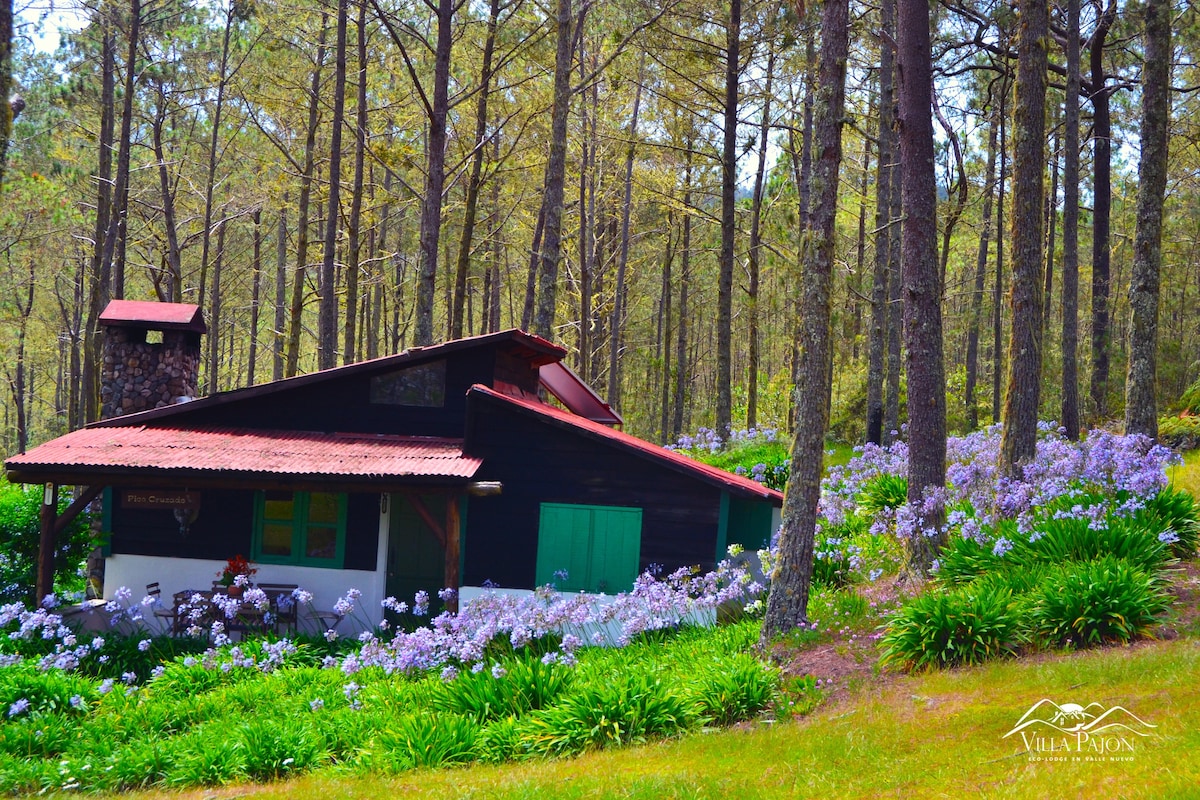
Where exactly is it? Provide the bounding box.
[115,636,1200,800]
[1168,448,1200,498]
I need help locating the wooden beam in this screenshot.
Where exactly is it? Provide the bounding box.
[444,496,461,612]
[35,483,58,604]
[406,495,446,548]
[53,485,103,536]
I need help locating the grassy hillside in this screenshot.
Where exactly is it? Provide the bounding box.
[117,636,1200,800]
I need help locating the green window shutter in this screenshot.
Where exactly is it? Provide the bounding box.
[253,491,347,568]
[536,504,642,594]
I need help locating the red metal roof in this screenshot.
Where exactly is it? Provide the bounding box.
[538,362,623,425]
[6,427,481,482]
[99,300,207,333]
[468,385,782,504]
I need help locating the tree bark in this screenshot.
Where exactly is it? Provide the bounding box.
[80,19,116,425]
[606,56,647,414]
[747,48,776,431]
[99,0,141,302]
[761,0,849,640]
[965,96,998,432]
[451,0,501,339]
[1000,0,1049,473]
[1060,0,1082,438]
[897,0,947,569]
[274,202,288,381]
[343,0,370,364]
[249,210,263,385]
[197,2,235,317]
[414,0,455,345]
[320,0,349,368]
[867,0,896,445]
[1124,0,1170,438]
[286,20,329,377]
[1088,2,1116,419]
[533,0,577,339]
[716,0,740,437]
[672,145,693,441]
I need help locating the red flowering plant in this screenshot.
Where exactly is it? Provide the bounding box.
[218,554,257,588]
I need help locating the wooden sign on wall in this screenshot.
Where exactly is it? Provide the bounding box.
[121,490,200,510]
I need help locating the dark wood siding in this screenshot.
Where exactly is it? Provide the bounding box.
[155,347,518,436]
[462,400,723,589]
[109,489,252,560]
[110,489,379,570]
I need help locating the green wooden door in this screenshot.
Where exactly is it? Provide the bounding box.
[386,495,446,620]
[535,504,642,593]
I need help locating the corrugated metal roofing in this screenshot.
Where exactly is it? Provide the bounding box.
[469,385,783,504]
[99,300,207,333]
[6,426,481,480]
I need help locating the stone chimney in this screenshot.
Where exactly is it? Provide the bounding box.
[98,300,206,419]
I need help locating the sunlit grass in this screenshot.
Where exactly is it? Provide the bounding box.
[114,637,1200,800]
[1168,448,1200,498]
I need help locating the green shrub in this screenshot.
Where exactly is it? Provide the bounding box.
[374,712,481,770]
[1030,557,1170,648]
[938,513,1172,587]
[934,533,1000,585]
[164,729,244,787]
[477,716,524,764]
[688,653,778,726]
[1134,486,1199,558]
[0,478,95,605]
[880,585,1023,671]
[858,473,909,513]
[0,662,95,716]
[521,668,696,755]
[1158,415,1200,451]
[432,656,572,722]
[233,716,327,780]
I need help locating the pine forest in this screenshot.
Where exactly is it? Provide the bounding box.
[0,0,1196,456]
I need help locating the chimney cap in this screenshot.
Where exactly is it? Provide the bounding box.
[99,300,207,334]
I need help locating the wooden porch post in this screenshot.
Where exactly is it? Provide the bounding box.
[444,495,461,612]
[36,483,58,604]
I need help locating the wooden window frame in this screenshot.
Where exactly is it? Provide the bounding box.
[252,491,348,568]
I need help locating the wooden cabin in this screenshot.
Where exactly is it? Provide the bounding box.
[6,302,782,629]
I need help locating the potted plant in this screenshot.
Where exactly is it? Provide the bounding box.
[218,554,257,596]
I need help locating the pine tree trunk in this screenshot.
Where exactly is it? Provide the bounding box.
[867,0,895,445]
[1088,3,1116,419]
[414,0,454,345]
[761,0,849,639]
[274,203,288,381]
[343,0,370,364]
[746,48,776,431]
[533,0,577,339]
[1124,0,1170,438]
[673,147,693,441]
[249,210,262,385]
[1061,0,1082,438]
[716,0,740,437]
[965,100,999,432]
[607,57,646,413]
[286,20,329,377]
[320,0,348,368]
[897,0,947,568]
[1000,0,1049,473]
[451,0,500,339]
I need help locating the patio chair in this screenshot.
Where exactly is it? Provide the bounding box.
[146,582,177,634]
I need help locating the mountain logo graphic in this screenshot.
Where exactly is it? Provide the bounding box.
[1004,699,1158,759]
[1004,699,1158,739]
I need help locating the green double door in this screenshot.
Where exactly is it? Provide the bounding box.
[535,503,642,594]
